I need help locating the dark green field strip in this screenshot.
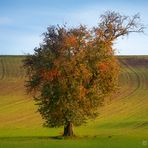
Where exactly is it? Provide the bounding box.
[0,56,25,80]
[0,58,6,80]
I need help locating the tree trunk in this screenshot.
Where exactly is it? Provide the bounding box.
[63,122,74,137]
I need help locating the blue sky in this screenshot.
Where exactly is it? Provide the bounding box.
[0,0,148,55]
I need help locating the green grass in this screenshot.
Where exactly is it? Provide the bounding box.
[0,136,146,148]
[0,55,147,147]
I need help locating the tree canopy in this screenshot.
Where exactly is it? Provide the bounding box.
[23,11,144,136]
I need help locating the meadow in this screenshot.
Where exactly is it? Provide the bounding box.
[0,55,147,147]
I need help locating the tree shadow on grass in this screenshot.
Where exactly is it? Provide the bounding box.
[0,136,65,141]
[0,134,111,141]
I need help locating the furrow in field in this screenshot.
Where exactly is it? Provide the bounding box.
[118,59,141,99]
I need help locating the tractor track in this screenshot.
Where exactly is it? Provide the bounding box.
[119,59,141,100]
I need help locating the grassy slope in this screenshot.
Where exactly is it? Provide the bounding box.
[0,55,147,147]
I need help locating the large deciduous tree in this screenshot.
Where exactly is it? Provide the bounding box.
[23,11,144,136]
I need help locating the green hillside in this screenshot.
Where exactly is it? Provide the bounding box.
[0,55,147,147]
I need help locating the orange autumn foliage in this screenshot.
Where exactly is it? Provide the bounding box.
[79,85,88,99]
[98,62,108,73]
[41,69,60,81]
[65,35,77,48]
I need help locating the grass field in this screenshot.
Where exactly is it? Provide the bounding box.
[0,55,147,147]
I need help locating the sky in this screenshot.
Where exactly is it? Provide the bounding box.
[0,0,148,55]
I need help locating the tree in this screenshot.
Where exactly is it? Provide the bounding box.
[23,11,144,137]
